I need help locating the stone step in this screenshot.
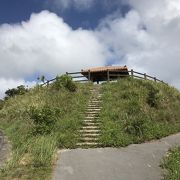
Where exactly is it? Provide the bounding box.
[86,114,99,117]
[76,142,99,146]
[83,122,101,126]
[79,129,100,133]
[84,116,99,119]
[88,102,101,105]
[88,103,100,105]
[80,137,98,142]
[87,106,101,108]
[88,100,101,103]
[83,119,100,123]
[81,126,100,130]
[86,107,101,112]
[87,105,101,108]
[88,101,101,104]
[82,133,100,137]
[85,112,99,115]
[86,108,101,111]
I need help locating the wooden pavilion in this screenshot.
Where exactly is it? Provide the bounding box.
[81,65,129,83]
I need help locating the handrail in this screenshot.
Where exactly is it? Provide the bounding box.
[41,69,167,86]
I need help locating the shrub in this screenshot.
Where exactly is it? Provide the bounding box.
[53,75,77,92]
[124,114,149,137]
[29,105,58,135]
[0,100,4,110]
[147,86,160,108]
[5,85,28,99]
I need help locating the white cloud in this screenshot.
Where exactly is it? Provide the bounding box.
[47,0,95,11]
[96,0,180,88]
[0,10,106,79]
[1,0,180,98]
[0,78,36,99]
[0,10,107,98]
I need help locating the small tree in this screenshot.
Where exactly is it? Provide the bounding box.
[37,75,46,83]
[5,85,28,99]
[53,74,77,92]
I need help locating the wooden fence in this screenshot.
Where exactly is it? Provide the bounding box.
[42,69,167,86]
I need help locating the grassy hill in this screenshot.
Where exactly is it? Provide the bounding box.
[99,78,180,146]
[0,77,180,179]
[0,78,92,179]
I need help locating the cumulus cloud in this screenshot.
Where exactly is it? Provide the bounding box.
[0,10,106,79]
[96,0,180,88]
[47,0,95,11]
[1,0,180,98]
[0,10,106,98]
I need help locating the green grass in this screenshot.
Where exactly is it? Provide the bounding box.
[1,77,180,179]
[162,147,180,180]
[0,82,92,179]
[99,78,180,147]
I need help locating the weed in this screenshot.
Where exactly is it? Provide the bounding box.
[162,147,180,180]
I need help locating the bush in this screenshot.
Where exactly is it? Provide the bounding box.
[5,85,28,99]
[53,75,77,92]
[29,105,58,135]
[147,87,160,107]
[0,100,4,110]
[124,114,149,136]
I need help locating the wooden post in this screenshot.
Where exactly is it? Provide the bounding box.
[131,69,134,78]
[107,69,110,82]
[154,77,157,82]
[88,70,91,81]
[66,72,68,75]
[47,81,49,87]
[144,73,147,80]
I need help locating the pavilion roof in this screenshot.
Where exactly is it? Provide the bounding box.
[81,66,128,73]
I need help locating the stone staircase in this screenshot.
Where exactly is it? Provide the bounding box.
[77,85,102,148]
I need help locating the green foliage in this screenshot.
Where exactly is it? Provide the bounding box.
[28,105,59,135]
[37,75,46,83]
[29,136,57,167]
[5,85,28,99]
[0,82,92,179]
[0,99,4,110]
[162,147,180,180]
[146,84,160,107]
[99,78,180,146]
[124,114,150,136]
[53,74,77,92]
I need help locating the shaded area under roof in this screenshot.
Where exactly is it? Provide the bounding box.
[81,66,129,82]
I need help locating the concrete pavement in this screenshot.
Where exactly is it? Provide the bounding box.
[53,133,180,180]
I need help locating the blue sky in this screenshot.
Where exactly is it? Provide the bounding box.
[0,0,180,98]
[0,0,130,29]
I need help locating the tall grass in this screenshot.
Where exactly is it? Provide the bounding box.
[162,147,180,180]
[99,78,180,147]
[0,82,92,179]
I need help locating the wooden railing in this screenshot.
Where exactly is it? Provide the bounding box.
[42,69,167,86]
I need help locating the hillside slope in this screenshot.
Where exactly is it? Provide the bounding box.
[99,78,180,146]
[0,81,92,179]
[0,77,180,179]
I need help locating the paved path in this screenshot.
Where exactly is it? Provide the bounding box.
[53,133,180,180]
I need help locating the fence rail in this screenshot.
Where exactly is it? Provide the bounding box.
[41,69,167,86]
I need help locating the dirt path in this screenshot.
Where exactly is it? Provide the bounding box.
[53,133,180,180]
